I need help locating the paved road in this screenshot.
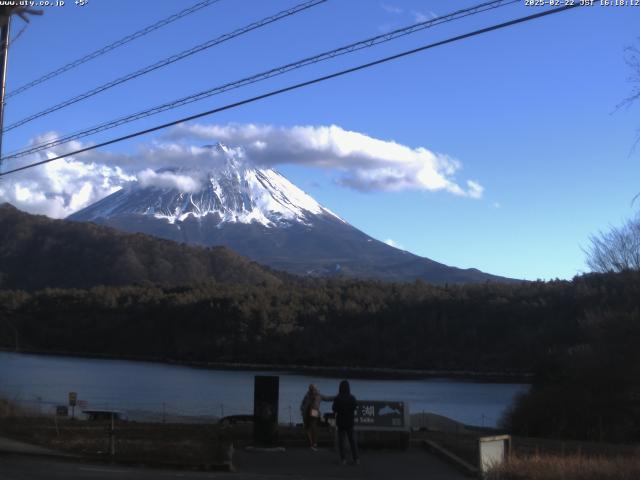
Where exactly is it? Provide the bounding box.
[235,446,467,479]
[0,447,466,480]
[0,454,232,480]
[0,437,68,457]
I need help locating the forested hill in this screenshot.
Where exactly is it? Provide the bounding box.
[3,270,638,376]
[0,203,282,290]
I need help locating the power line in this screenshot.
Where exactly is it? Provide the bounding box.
[9,22,28,45]
[0,4,580,178]
[1,0,515,159]
[1,0,519,162]
[2,0,327,133]
[5,0,224,100]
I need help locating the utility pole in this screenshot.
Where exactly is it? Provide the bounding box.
[0,6,43,167]
[0,12,10,163]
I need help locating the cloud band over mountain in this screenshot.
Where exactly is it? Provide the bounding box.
[168,123,483,197]
[0,124,483,218]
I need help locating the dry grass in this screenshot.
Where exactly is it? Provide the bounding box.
[488,453,640,480]
[0,396,27,417]
[0,416,233,466]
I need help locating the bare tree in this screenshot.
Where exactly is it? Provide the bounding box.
[617,40,640,150]
[586,216,640,272]
[587,41,640,272]
[619,42,640,108]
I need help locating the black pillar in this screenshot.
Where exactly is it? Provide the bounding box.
[253,375,279,445]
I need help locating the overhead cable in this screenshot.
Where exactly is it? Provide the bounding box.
[2,0,327,133]
[0,4,580,178]
[2,0,518,161]
[5,0,224,99]
[9,23,28,45]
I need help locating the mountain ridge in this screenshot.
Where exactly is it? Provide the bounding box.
[0,203,282,291]
[69,145,515,284]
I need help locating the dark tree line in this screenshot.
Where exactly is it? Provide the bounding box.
[0,271,635,373]
[0,278,568,371]
[3,271,640,441]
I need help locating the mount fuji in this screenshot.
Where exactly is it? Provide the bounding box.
[69,144,510,284]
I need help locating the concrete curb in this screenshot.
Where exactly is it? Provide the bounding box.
[245,446,287,453]
[421,439,479,477]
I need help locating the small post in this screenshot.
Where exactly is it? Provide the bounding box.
[288,405,292,427]
[162,403,166,423]
[109,412,116,456]
[220,403,224,419]
[68,392,77,420]
[53,412,60,437]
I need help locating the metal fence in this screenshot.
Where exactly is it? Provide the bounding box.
[3,396,301,425]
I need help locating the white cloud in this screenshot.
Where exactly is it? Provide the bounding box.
[0,133,134,218]
[1,124,484,219]
[0,134,217,218]
[381,3,403,14]
[412,10,437,23]
[168,123,483,198]
[384,238,404,249]
[137,169,202,192]
[466,180,484,199]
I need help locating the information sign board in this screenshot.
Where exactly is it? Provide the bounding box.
[354,400,408,431]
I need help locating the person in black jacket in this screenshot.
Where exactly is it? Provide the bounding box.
[331,380,359,465]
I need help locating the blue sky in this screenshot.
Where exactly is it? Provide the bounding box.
[1,0,639,280]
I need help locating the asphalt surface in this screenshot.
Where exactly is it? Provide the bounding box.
[235,445,468,479]
[0,446,467,480]
[0,436,67,457]
[0,454,230,480]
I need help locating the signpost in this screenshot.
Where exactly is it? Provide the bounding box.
[479,435,511,474]
[329,400,410,450]
[68,391,77,419]
[354,400,409,431]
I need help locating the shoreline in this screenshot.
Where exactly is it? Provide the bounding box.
[0,347,533,383]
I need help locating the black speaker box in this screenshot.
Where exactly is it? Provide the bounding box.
[253,375,279,445]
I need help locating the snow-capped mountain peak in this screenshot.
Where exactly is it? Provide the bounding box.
[69,143,511,284]
[202,142,231,155]
[73,145,341,228]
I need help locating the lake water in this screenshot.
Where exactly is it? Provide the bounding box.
[0,352,528,427]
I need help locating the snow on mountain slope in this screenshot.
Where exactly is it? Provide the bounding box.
[74,144,342,227]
